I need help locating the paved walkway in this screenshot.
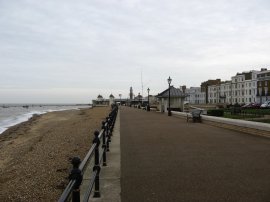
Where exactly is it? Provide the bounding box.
[85,109,121,202]
[120,107,270,202]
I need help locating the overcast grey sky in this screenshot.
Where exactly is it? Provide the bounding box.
[1,0,270,103]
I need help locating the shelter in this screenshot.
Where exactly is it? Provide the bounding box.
[156,86,188,112]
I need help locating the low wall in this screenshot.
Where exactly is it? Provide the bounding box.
[172,111,270,138]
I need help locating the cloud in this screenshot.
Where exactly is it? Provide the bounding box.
[1,0,270,102]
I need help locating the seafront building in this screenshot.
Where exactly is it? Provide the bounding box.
[92,68,269,108]
[219,81,232,104]
[184,68,269,105]
[201,79,221,104]
[185,87,205,104]
[92,94,115,107]
[256,68,270,103]
[230,70,258,104]
[206,71,258,105]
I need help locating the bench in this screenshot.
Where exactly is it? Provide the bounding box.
[187,109,202,123]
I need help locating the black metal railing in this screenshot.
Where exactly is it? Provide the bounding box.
[58,105,118,202]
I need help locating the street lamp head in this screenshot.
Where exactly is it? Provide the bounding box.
[167,76,172,85]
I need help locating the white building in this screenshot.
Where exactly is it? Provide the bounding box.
[185,87,205,104]
[207,70,258,105]
[208,81,232,104]
[256,68,270,103]
[208,85,218,104]
[231,71,258,104]
[92,94,115,106]
[220,81,232,104]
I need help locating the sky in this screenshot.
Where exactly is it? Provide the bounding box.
[1,0,270,104]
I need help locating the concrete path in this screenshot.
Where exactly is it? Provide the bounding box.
[79,109,121,202]
[120,107,270,202]
[90,109,121,202]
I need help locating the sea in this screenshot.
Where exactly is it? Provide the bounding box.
[0,104,91,134]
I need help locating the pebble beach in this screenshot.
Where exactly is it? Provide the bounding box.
[0,106,110,201]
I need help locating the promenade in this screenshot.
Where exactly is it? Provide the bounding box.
[120,107,270,202]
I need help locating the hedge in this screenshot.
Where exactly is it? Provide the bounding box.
[207,109,224,117]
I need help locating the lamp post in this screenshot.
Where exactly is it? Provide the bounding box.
[265,86,268,101]
[147,88,150,111]
[259,87,262,104]
[167,76,172,116]
[138,93,141,108]
[119,94,122,106]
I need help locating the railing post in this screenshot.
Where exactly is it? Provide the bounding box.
[106,117,111,152]
[111,114,114,131]
[109,115,114,135]
[102,121,107,166]
[69,157,82,202]
[59,107,119,202]
[93,130,101,198]
[110,106,117,131]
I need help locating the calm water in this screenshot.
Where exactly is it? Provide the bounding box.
[0,104,91,134]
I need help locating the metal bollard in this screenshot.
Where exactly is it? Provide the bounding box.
[93,130,101,198]
[69,157,83,202]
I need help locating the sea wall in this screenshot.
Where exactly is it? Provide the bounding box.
[172,111,270,138]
